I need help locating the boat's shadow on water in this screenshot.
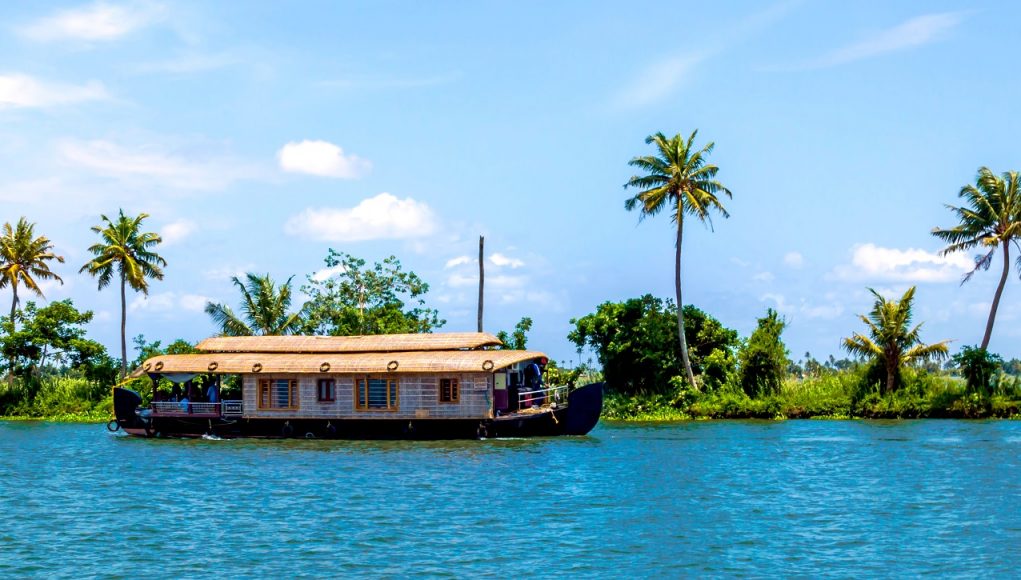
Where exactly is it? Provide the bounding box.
[112,429,604,456]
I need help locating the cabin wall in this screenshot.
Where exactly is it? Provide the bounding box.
[241,373,493,420]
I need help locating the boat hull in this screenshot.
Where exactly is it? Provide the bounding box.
[113,383,604,440]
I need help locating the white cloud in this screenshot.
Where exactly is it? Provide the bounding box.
[447,273,525,289]
[284,193,437,242]
[130,291,210,313]
[159,219,196,245]
[832,243,972,283]
[0,74,109,109]
[21,1,165,42]
[277,140,371,179]
[805,12,964,69]
[311,264,346,282]
[445,256,471,269]
[753,271,775,283]
[58,139,256,191]
[202,264,254,282]
[761,293,843,320]
[489,253,524,269]
[783,251,804,269]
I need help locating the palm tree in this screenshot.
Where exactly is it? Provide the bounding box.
[204,273,304,336]
[842,287,949,394]
[624,130,731,391]
[80,210,166,379]
[932,167,1021,350]
[0,218,65,384]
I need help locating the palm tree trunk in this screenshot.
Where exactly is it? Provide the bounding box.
[675,217,698,391]
[8,283,17,387]
[980,244,1011,350]
[477,235,484,332]
[120,272,127,380]
[885,358,897,394]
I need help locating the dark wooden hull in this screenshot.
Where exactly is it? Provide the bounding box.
[114,383,604,440]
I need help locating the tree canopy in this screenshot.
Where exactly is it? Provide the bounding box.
[568,295,738,395]
[205,273,305,336]
[300,250,444,336]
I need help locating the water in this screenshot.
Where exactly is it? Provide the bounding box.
[2,420,1020,577]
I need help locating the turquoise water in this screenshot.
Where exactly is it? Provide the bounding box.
[2,420,1020,577]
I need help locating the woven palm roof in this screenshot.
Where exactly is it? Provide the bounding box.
[195,332,503,354]
[129,349,547,378]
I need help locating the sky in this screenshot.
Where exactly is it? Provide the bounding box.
[2,0,1020,366]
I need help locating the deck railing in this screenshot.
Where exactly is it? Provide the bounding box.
[151,401,222,417]
[517,385,568,409]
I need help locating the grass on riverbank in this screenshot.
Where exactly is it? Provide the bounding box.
[603,368,1021,421]
[0,376,113,423]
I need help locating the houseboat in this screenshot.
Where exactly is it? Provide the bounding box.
[110,332,603,439]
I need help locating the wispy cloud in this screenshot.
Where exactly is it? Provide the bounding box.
[20,1,166,43]
[57,138,259,191]
[159,219,197,245]
[0,74,109,109]
[610,0,797,108]
[799,12,965,69]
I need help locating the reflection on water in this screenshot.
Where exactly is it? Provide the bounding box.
[2,420,1020,576]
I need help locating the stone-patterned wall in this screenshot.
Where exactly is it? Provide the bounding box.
[241,373,492,420]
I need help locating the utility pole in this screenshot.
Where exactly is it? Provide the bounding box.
[477,235,484,332]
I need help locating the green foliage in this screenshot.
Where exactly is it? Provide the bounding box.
[952,346,1003,394]
[568,295,738,395]
[205,273,304,336]
[738,308,790,396]
[0,375,112,421]
[842,286,949,393]
[496,317,532,350]
[0,217,65,316]
[300,250,444,336]
[0,300,116,384]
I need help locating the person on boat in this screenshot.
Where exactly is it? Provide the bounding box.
[206,381,218,404]
[170,384,182,402]
[525,362,544,406]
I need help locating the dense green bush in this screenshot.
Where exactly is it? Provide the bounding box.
[737,308,790,396]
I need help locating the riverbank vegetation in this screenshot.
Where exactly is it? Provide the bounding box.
[2,135,1020,423]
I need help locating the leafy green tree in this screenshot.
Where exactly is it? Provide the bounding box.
[738,309,790,396]
[205,273,304,336]
[79,210,166,379]
[932,167,1021,349]
[300,250,443,335]
[0,218,65,384]
[497,317,533,350]
[568,295,738,395]
[624,131,732,391]
[842,287,950,393]
[952,346,1003,394]
[0,300,116,385]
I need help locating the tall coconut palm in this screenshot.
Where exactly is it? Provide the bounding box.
[842,287,949,394]
[624,130,731,391]
[0,218,65,383]
[204,273,304,336]
[932,167,1021,350]
[80,210,166,379]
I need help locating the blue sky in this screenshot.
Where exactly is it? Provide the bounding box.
[2,0,1020,365]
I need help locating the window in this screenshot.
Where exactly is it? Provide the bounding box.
[355,377,399,411]
[317,379,335,402]
[258,378,298,410]
[439,378,459,403]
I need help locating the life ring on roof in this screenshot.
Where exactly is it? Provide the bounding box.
[387,360,399,371]
[154,361,164,372]
[143,362,152,371]
[252,363,263,373]
[208,361,219,372]
[320,362,331,373]
[482,360,495,371]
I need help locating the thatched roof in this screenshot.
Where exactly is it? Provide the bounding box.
[129,349,546,378]
[195,332,502,354]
